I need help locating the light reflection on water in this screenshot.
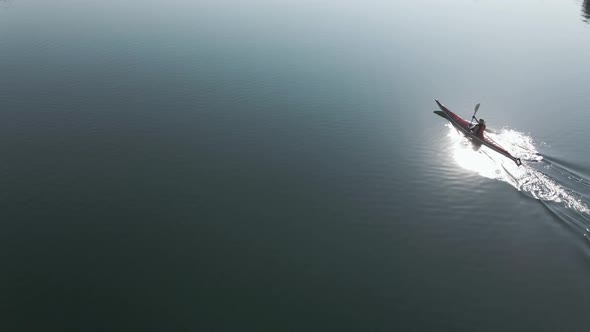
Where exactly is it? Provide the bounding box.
[446,124,590,236]
[446,124,539,180]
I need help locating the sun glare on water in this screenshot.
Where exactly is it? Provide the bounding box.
[444,124,590,233]
[446,124,515,180]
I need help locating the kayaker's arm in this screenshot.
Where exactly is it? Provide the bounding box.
[469,116,478,129]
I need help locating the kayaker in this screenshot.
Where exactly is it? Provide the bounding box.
[471,118,486,138]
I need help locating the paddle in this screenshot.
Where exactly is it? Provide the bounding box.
[469,103,480,129]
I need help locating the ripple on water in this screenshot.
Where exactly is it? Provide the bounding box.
[443,124,590,236]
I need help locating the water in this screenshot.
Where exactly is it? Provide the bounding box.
[445,125,590,236]
[1,0,590,330]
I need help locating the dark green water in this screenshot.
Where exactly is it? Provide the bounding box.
[2,0,590,330]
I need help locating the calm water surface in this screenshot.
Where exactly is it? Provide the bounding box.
[1,0,590,330]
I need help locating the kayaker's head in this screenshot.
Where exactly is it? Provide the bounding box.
[479,118,485,124]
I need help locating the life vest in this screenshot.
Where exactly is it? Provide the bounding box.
[473,123,486,138]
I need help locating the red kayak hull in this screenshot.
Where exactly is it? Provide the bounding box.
[434,100,522,166]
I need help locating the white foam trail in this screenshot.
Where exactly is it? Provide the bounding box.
[446,124,590,219]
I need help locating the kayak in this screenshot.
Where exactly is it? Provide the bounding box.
[434,100,522,166]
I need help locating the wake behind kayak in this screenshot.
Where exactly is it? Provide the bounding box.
[434,99,522,166]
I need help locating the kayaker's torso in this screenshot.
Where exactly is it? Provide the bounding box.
[471,123,486,138]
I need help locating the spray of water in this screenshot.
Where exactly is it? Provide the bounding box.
[446,124,590,237]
